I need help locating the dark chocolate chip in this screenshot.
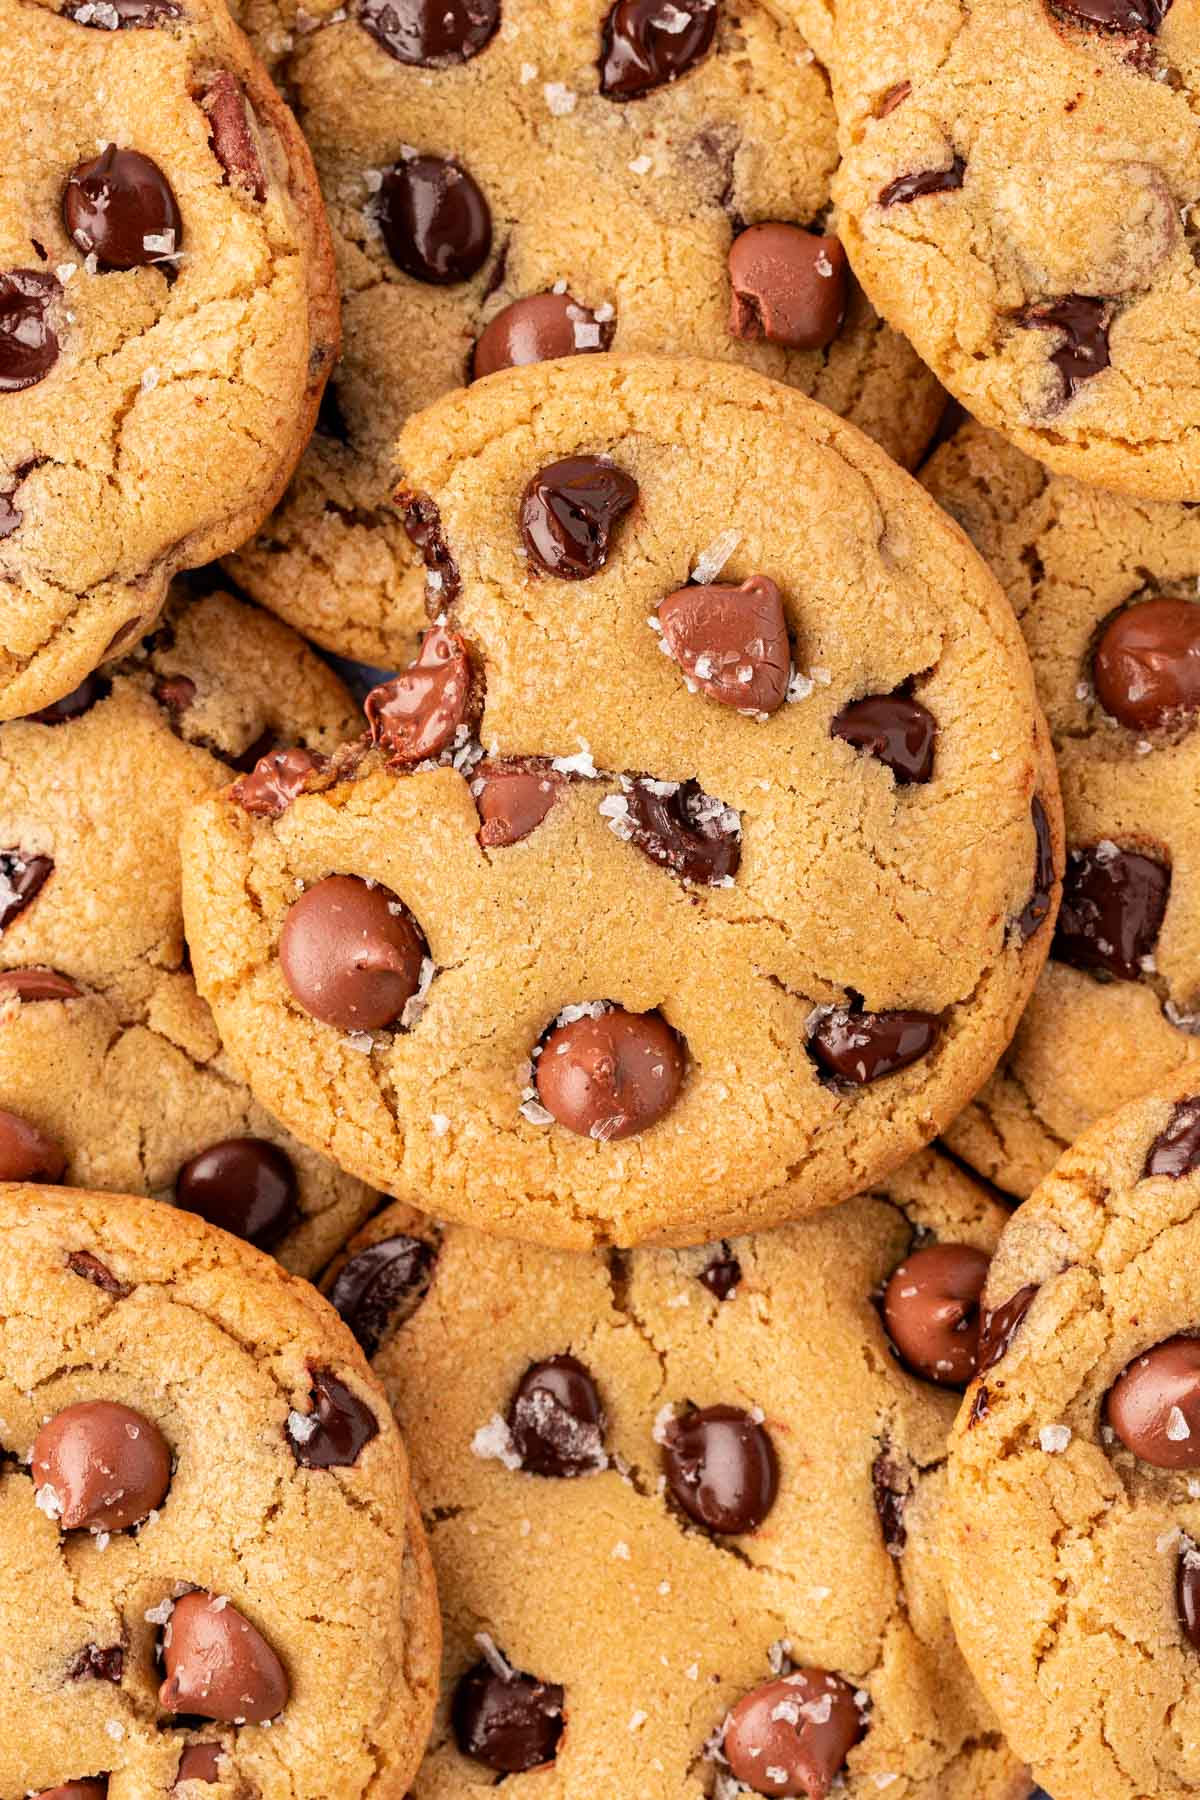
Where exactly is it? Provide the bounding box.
[1145,1097,1200,1178]
[1053,0,1171,30]
[520,455,638,578]
[0,850,53,930]
[358,0,500,63]
[26,674,111,726]
[535,1006,685,1140]
[831,691,936,783]
[0,968,80,1003]
[473,291,614,379]
[1053,844,1169,981]
[624,777,741,886]
[474,757,563,847]
[452,1660,564,1773]
[977,1284,1038,1371]
[599,0,718,98]
[1093,597,1200,731]
[882,1243,990,1386]
[67,1250,129,1296]
[286,1367,380,1468]
[1178,1538,1200,1652]
[1015,795,1056,942]
[507,1355,607,1477]
[232,747,326,819]
[1107,1336,1200,1468]
[728,225,847,352]
[872,1450,910,1555]
[1018,295,1111,400]
[723,1669,865,1797]
[328,1234,436,1355]
[63,146,182,272]
[879,156,965,206]
[201,73,266,201]
[63,0,182,22]
[699,1245,741,1300]
[174,1137,299,1250]
[657,574,790,715]
[379,156,491,284]
[365,626,475,766]
[279,874,429,1032]
[32,1401,171,1529]
[0,270,61,392]
[159,1591,288,1723]
[68,1644,124,1683]
[401,490,461,601]
[102,615,147,657]
[809,1007,941,1085]
[0,1108,65,1182]
[661,1403,778,1534]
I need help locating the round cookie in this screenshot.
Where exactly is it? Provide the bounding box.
[0,1183,438,1798]
[0,0,338,720]
[942,1073,1200,1800]
[0,583,377,1277]
[832,0,1200,502]
[183,355,1061,1248]
[222,0,944,667]
[923,420,1200,1201]
[322,1150,1029,1799]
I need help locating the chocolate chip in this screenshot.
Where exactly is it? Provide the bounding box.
[279,874,429,1032]
[599,0,717,97]
[1016,796,1056,942]
[473,292,614,380]
[286,1366,379,1468]
[535,1006,685,1140]
[401,491,460,601]
[0,968,80,1003]
[1093,597,1200,731]
[358,0,499,62]
[201,74,266,201]
[64,0,181,21]
[968,1385,990,1426]
[728,226,848,352]
[0,1108,66,1182]
[809,1007,941,1085]
[102,615,147,658]
[232,746,326,819]
[228,728,279,777]
[27,674,111,726]
[68,1644,124,1683]
[877,80,912,114]
[661,1403,778,1534]
[0,488,19,538]
[174,1137,299,1250]
[174,1744,222,1786]
[67,1250,129,1296]
[379,156,491,284]
[1145,1097,1200,1178]
[365,627,475,766]
[1053,0,1171,29]
[32,1784,108,1800]
[474,757,563,847]
[32,1400,171,1529]
[160,1591,288,1724]
[624,777,741,886]
[1019,295,1111,400]
[831,691,936,783]
[1053,844,1169,981]
[723,1669,865,1798]
[879,157,965,206]
[658,574,790,715]
[882,1243,990,1387]
[1107,1336,1200,1468]
[977,1284,1038,1371]
[452,1660,564,1773]
[0,271,61,392]
[153,674,196,717]
[507,1355,607,1477]
[63,146,182,272]
[0,849,52,931]
[1178,1540,1200,1652]
[872,1450,910,1554]
[328,1234,436,1355]
[699,1245,741,1300]
[520,455,638,578]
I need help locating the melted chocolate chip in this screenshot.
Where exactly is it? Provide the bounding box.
[365,627,475,766]
[879,157,965,206]
[624,777,741,886]
[831,691,936,783]
[0,849,52,930]
[201,73,266,200]
[63,0,181,21]
[728,225,848,352]
[32,1783,108,1800]
[1053,0,1171,29]
[174,1744,222,1785]
[401,490,461,601]
[0,968,80,1004]
[872,1450,910,1554]
[32,1401,171,1529]
[286,1367,379,1468]
[809,1007,941,1085]
[0,271,61,392]
[63,146,182,272]
[153,673,196,717]
[535,1006,685,1140]
[67,1250,129,1296]
[379,156,491,284]
[882,1243,990,1386]
[699,1245,741,1300]
[599,0,717,97]
[174,1137,299,1250]
[473,291,614,379]
[1093,597,1200,731]
[1015,795,1056,942]
[279,874,429,1032]
[27,673,110,726]
[507,1355,607,1477]
[474,758,563,846]
[452,1660,564,1773]
[1019,295,1111,400]
[328,1234,436,1355]
[231,746,326,819]
[160,1592,288,1724]
[657,574,790,715]
[977,1284,1038,1371]
[661,1403,778,1534]
[723,1669,865,1797]
[0,1108,65,1182]
[1145,1097,1200,1178]
[358,0,500,64]
[520,455,638,578]
[68,1644,124,1683]
[1107,1336,1200,1468]
[1179,1539,1200,1652]
[1053,844,1169,981]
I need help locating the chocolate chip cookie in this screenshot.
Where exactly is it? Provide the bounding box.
[943,1073,1200,1800]
[0,583,378,1276]
[0,0,338,721]
[0,1182,439,1798]
[833,0,1200,501]
[322,1150,1029,1798]
[182,356,1060,1248]
[923,420,1200,1201]
[222,0,943,668]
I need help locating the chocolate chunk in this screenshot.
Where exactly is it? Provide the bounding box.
[882,1243,990,1387]
[0,849,52,930]
[286,1366,379,1468]
[474,291,614,379]
[32,1400,171,1529]
[1053,844,1169,981]
[1178,1540,1200,1653]
[174,1137,299,1250]
[358,0,499,63]
[624,777,741,886]
[599,0,717,97]
[232,746,326,819]
[1015,796,1056,942]
[520,455,638,578]
[365,626,474,766]
[379,156,491,284]
[63,145,182,272]
[160,1591,288,1724]
[452,1660,564,1773]
[174,1744,222,1786]
[64,0,182,22]
[1093,597,1200,731]
[68,1644,124,1683]
[67,1250,129,1296]
[201,74,266,201]
[535,1006,685,1140]
[724,1669,864,1798]
[0,968,80,1003]
[474,758,562,847]
[831,691,936,783]
[32,1785,108,1800]
[977,1284,1038,1371]
[1019,295,1111,400]
[27,674,111,726]
[0,271,61,392]
[328,1234,436,1355]
[0,1108,66,1182]
[1145,1097,1200,1178]
[661,1403,778,1534]
[699,1245,741,1300]
[728,226,848,352]
[401,490,461,601]
[809,1007,941,1085]
[879,157,965,206]
[872,1450,910,1554]
[507,1355,607,1477]
[657,574,790,714]
[1107,1336,1200,1468]
[1053,0,1171,29]
[279,874,429,1031]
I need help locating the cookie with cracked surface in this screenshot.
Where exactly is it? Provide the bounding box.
[322,1150,1029,1799]
[183,356,1060,1248]
[923,420,1200,1201]
[832,0,1200,501]
[0,582,378,1277]
[0,0,338,721]
[0,1183,439,1798]
[942,1072,1200,1800]
[221,0,942,669]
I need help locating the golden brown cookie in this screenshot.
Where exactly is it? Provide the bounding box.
[0,0,338,720]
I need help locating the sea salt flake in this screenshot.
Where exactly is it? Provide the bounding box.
[144,1598,174,1625]
[691,529,740,585]
[519,60,538,82]
[287,1409,319,1443]
[552,741,597,778]
[629,153,654,175]
[344,1029,374,1053]
[544,81,577,114]
[1168,1405,1191,1441]
[612,1540,631,1560]
[1158,1526,1183,1553]
[472,1414,522,1469]
[106,1720,124,1741]
[1039,1423,1071,1454]
[652,1403,676,1444]
[34,1484,62,1519]
[430,1112,451,1137]
[475,1632,515,1678]
[629,1710,648,1731]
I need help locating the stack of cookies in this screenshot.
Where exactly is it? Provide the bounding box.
[1,2,1197,1796]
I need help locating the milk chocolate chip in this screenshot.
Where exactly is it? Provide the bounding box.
[474,758,563,846]
[520,455,638,577]
[452,1660,564,1772]
[1053,0,1171,30]
[507,1355,607,1477]
[379,156,491,284]
[661,1404,778,1534]
[723,1669,865,1798]
[809,1007,941,1085]
[279,874,428,1031]
[174,1744,223,1785]
[358,0,500,64]
[201,73,266,200]
[174,1137,299,1249]
[32,1784,108,1800]
[232,747,325,819]
[0,1109,66,1182]
[67,1250,129,1296]
[882,1243,990,1386]
[831,691,936,783]
[535,1007,685,1140]
[0,968,80,1004]
[365,627,474,766]
[1093,597,1200,731]
[32,1400,171,1529]
[1145,1097,1200,1178]
[1107,1336,1200,1468]
[328,1234,436,1355]
[63,146,182,271]
[1054,844,1169,980]
[0,271,61,392]
[473,292,614,379]
[728,225,847,352]
[159,1591,288,1723]
[657,574,789,714]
